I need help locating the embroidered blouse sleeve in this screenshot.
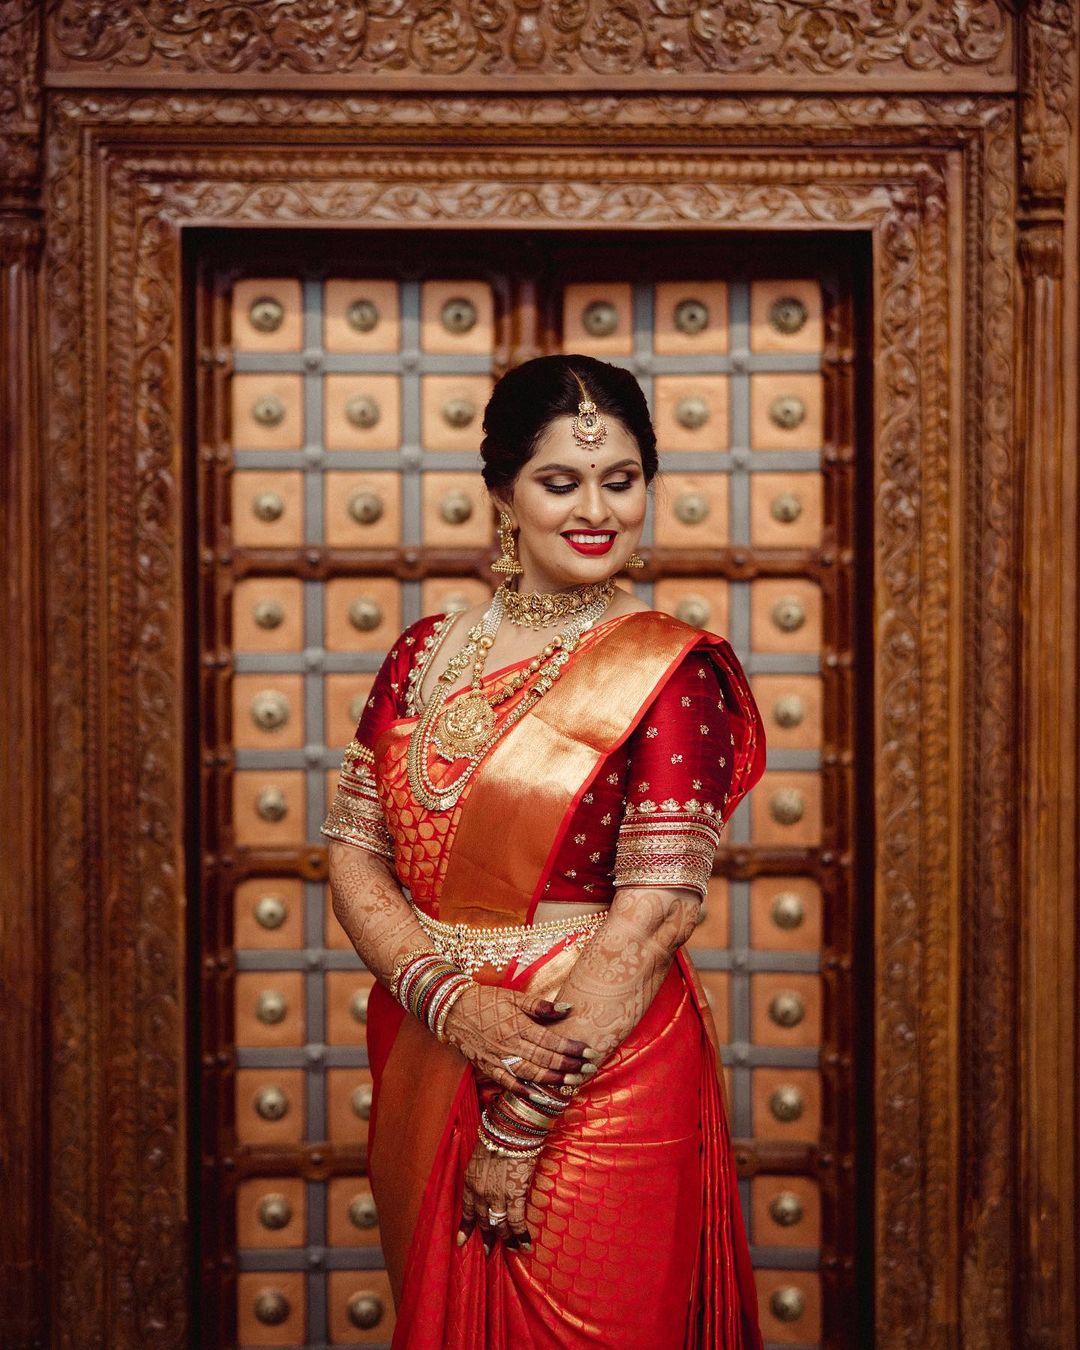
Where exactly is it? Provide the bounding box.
[613,651,738,901]
[320,625,422,859]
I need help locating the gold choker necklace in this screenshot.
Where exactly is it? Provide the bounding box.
[497,579,616,631]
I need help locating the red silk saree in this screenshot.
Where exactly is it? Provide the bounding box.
[324,611,766,1348]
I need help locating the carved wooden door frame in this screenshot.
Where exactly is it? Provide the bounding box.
[35,92,1024,1347]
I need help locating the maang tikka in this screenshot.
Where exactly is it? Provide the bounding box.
[569,372,608,447]
[490,510,524,577]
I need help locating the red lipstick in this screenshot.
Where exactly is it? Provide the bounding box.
[561,531,617,556]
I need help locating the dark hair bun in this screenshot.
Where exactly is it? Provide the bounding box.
[480,354,658,495]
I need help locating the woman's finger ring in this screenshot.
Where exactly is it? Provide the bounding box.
[488,1210,508,1223]
[500,1055,523,1070]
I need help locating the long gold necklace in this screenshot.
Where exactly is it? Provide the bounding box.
[406,583,614,812]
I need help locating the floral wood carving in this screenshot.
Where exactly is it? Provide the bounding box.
[43,93,1016,1349]
[47,0,1013,82]
[1019,0,1076,209]
[0,0,42,187]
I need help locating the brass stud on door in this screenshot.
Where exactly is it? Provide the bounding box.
[770,1286,806,1323]
[258,1193,293,1230]
[769,395,806,430]
[771,596,806,633]
[256,785,288,822]
[346,298,380,333]
[253,1289,291,1326]
[253,598,285,630]
[252,394,286,428]
[345,394,381,429]
[349,1193,379,1230]
[675,396,709,430]
[442,397,476,429]
[582,299,618,337]
[770,492,803,524]
[348,597,383,632]
[253,490,285,522]
[771,891,805,930]
[769,1191,805,1227]
[768,296,809,336]
[439,490,474,524]
[769,1084,804,1122]
[773,694,805,728]
[348,490,384,525]
[352,1085,374,1120]
[251,690,290,732]
[256,989,288,1025]
[255,894,288,929]
[254,1084,289,1121]
[348,1292,384,1330]
[674,492,709,525]
[249,296,285,333]
[440,297,477,334]
[768,990,806,1028]
[674,595,711,628]
[350,988,370,1024]
[770,788,806,825]
[674,298,709,335]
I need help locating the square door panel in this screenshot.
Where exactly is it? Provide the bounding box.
[654,579,729,636]
[752,771,822,848]
[233,770,306,847]
[325,970,376,1046]
[752,1068,821,1143]
[422,472,491,548]
[328,1268,395,1345]
[324,578,402,651]
[327,1177,381,1248]
[236,1177,307,1250]
[697,971,730,1043]
[750,279,823,353]
[751,972,822,1048]
[235,971,305,1048]
[324,279,400,353]
[327,1068,373,1144]
[233,674,305,750]
[653,474,729,548]
[750,877,822,952]
[325,883,356,952]
[421,374,492,451]
[232,279,303,352]
[324,472,401,549]
[654,281,729,355]
[421,576,491,619]
[235,1068,305,1145]
[232,373,304,450]
[750,578,822,653]
[755,1269,822,1344]
[562,282,633,356]
[689,875,729,949]
[232,577,304,652]
[654,376,729,452]
[420,280,494,355]
[751,1176,821,1249]
[750,373,824,451]
[325,674,376,751]
[236,1271,306,1346]
[324,374,402,451]
[750,674,822,750]
[234,878,304,950]
[749,472,823,549]
[232,471,304,548]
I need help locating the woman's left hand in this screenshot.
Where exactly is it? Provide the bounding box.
[457,1141,538,1253]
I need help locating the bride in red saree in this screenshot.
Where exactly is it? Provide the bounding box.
[324,356,766,1348]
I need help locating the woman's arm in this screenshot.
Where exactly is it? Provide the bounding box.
[328,841,592,1092]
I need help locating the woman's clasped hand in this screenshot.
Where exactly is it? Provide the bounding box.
[441,984,599,1093]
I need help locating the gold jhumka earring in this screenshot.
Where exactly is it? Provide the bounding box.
[624,553,645,569]
[490,510,524,577]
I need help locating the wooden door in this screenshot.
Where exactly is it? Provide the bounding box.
[194,231,867,1348]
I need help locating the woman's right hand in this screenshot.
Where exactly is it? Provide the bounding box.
[442,986,596,1092]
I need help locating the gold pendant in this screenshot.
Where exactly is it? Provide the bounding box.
[432,692,498,760]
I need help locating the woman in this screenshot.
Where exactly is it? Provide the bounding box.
[323,355,766,1348]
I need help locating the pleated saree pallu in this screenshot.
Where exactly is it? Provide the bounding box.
[358,613,765,1349]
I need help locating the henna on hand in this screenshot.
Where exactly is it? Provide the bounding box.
[458,1141,538,1252]
[442,984,594,1091]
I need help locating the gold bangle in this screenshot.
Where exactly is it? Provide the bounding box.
[388,947,433,999]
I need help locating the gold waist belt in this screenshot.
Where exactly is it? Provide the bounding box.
[413,907,607,977]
